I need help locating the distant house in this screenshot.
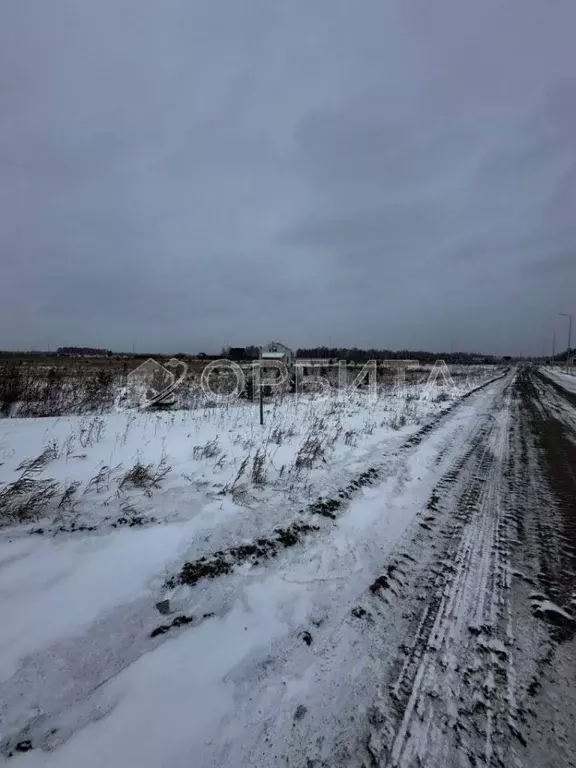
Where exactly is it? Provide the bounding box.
[260,341,294,365]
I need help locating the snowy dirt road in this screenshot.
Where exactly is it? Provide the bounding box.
[1,367,575,767]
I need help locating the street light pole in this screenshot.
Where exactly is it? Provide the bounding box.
[559,313,573,370]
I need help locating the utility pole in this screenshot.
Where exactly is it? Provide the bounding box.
[559,313,572,370]
[552,329,556,364]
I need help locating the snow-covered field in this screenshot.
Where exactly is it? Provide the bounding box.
[0,367,498,537]
[541,365,576,395]
[0,367,503,757]
[10,364,576,768]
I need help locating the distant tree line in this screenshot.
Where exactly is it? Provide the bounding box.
[550,348,575,362]
[57,346,113,356]
[295,347,497,363]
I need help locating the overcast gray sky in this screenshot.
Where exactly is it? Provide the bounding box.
[1,0,575,355]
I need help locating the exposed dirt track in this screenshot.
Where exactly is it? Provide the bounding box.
[516,369,576,614]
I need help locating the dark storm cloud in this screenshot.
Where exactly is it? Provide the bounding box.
[0,0,575,355]
[284,76,576,352]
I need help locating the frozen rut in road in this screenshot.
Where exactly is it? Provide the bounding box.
[378,380,516,768]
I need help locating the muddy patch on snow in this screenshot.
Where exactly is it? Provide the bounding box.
[166,521,320,589]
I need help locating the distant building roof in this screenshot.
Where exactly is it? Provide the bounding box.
[262,341,292,353]
[261,351,287,359]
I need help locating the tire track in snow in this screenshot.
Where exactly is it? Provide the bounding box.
[364,378,524,768]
